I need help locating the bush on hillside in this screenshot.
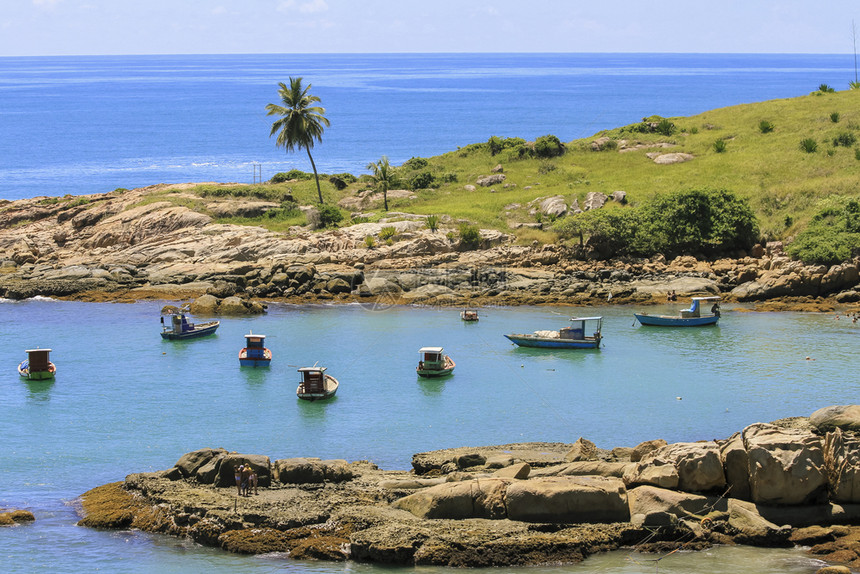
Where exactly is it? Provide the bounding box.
[800,138,818,153]
[271,170,313,183]
[409,171,435,190]
[787,199,860,265]
[403,157,428,170]
[758,120,775,133]
[533,134,565,158]
[316,204,344,228]
[833,132,857,147]
[554,188,758,259]
[458,223,481,249]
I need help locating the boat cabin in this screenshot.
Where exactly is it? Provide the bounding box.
[418,346,446,369]
[680,296,721,318]
[298,366,327,394]
[164,313,195,334]
[559,317,602,340]
[243,333,267,359]
[25,348,52,372]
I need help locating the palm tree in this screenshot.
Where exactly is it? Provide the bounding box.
[266,77,330,204]
[367,155,395,212]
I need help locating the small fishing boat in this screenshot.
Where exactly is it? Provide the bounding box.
[160,313,219,340]
[239,332,272,367]
[634,296,721,327]
[18,348,56,380]
[416,346,455,377]
[505,316,603,349]
[296,366,339,401]
[460,308,479,322]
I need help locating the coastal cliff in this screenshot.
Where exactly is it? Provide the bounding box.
[1,185,858,308]
[78,406,860,568]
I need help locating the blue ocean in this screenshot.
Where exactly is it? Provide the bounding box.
[0,54,856,573]
[0,53,853,200]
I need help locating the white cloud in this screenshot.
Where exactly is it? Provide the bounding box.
[299,0,328,14]
[32,0,62,6]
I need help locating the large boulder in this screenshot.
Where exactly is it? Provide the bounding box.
[476,174,506,187]
[189,294,219,314]
[624,442,725,493]
[174,448,228,478]
[742,423,827,505]
[391,478,509,519]
[505,476,629,523]
[719,432,751,501]
[627,485,726,527]
[630,439,667,462]
[195,452,271,487]
[823,428,860,503]
[811,405,860,432]
[727,499,792,547]
[564,437,599,462]
[532,461,631,479]
[273,458,355,484]
[539,195,567,218]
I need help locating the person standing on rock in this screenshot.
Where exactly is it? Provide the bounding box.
[240,464,253,497]
[234,465,243,496]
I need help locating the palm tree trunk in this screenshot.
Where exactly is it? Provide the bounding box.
[306,148,324,204]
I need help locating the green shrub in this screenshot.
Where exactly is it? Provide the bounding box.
[830,112,841,123]
[364,235,375,248]
[800,138,818,153]
[403,157,428,170]
[425,214,439,232]
[855,148,860,161]
[533,134,565,158]
[851,81,860,90]
[379,226,396,240]
[328,176,348,190]
[656,119,676,136]
[818,84,836,93]
[538,161,557,174]
[271,169,312,183]
[409,171,435,190]
[458,223,481,248]
[833,132,857,147]
[786,200,860,264]
[690,126,699,134]
[487,136,503,156]
[758,120,775,133]
[317,204,344,228]
[713,139,727,153]
[438,172,458,183]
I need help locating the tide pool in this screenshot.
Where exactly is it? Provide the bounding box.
[0,299,855,572]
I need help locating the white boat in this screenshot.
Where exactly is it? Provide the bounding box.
[296,366,339,401]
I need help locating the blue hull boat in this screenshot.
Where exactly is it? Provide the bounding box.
[161,313,219,340]
[634,296,721,327]
[239,332,271,367]
[504,334,600,349]
[633,313,719,327]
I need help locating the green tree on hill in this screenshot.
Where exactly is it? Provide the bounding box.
[266,77,330,204]
[367,156,396,212]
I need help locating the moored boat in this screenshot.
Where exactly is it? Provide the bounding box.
[460,308,479,322]
[505,316,603,349]
[160,313,219,340]
[18,348,56,380]
[634,296,721,327]
[416,346,455,377]
[296,366,339,401]
[239,332,272,367]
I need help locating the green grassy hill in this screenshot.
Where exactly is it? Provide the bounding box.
[144,87,860,258]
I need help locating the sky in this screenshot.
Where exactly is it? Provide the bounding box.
[1,0,859,56]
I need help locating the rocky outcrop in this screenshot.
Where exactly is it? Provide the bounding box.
[0,185,858,305]
[75,406,860,569]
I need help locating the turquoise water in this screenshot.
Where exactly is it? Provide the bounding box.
[0,53,853,199]
[1,299,856,572]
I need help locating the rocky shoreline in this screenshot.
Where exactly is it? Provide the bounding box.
[1,185,859,310]
[78,406,860,570]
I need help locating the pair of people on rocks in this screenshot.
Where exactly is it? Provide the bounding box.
[234,464,258,496]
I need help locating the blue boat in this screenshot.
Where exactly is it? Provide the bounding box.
[505,316,603,349]
[160,313,219,340]
[239,332,271,367]
[634,296,721,327]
